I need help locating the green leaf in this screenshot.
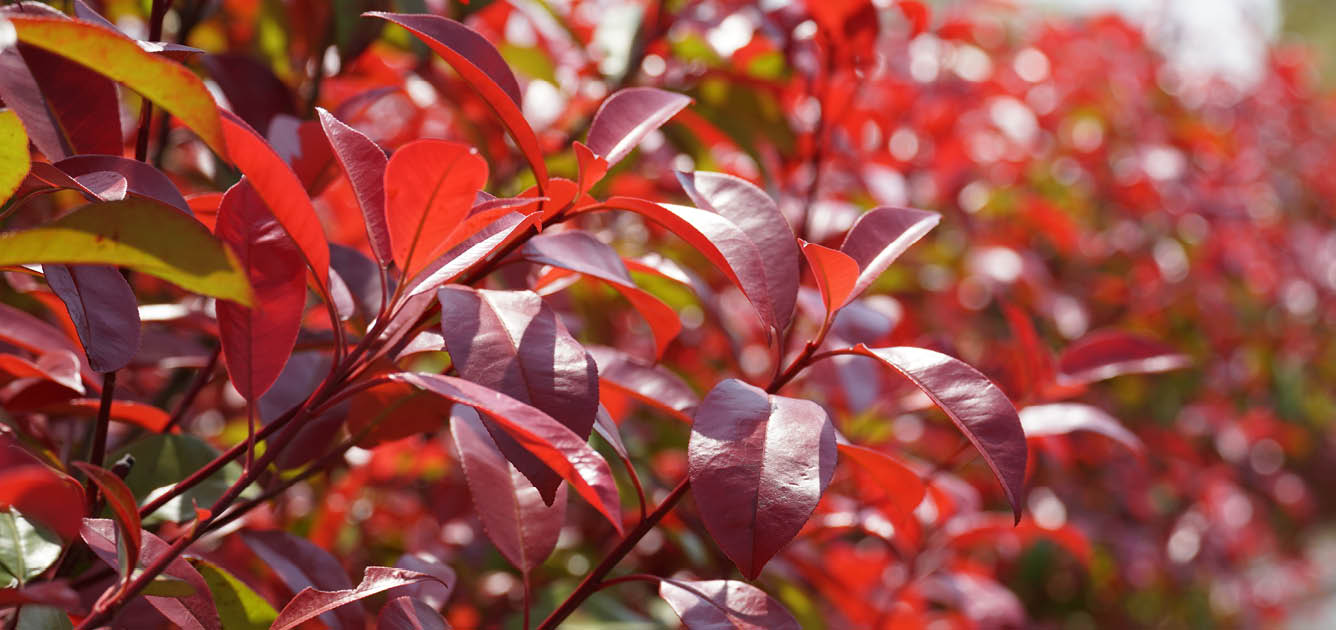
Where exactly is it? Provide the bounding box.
[0,508,63,589]
[500,43,557,83]
[138,574,198,598]
[191,558,278,630]
[0,199,252,306]
[110,435,249,525]
[0,109,30,207]
[16,605,73,630]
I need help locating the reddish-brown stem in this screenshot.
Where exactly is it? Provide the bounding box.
[162,346,220,432]
[132,0,173,162]
[83,370,116,511]
[74,525,191,630]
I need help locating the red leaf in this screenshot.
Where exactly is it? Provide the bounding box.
[0,580,82,612]
[677,171,800,333]
[688,379,837,579]
[0,351,83,394]
[1056,330,1191,386]
[0,301,97,388]
[836,442,926,526]
[214,179,307,400]
[378,596,451,630]
[586,346,697,424]
[219,109,330,287]
[72,463,141,588]
[273,566,445,630]
[384,140,488,277]
[38,399,171,433]
[435,287,599,503]
[799,240,860,320]
[385,555,456,610]
[522,231,682,358]
[854,345,1026,522]
[81,519,221,630]
[43,265,140,373]
[658,578,801,630]
[449,406,566,573]
[0,458,83,540]
[838,207,940,298]
[1019,403,1144,452]
[56,155,192,215]
[389,372,623,533]
[402,211,540,299]
[0,39,68,160]
[318,108,392,267]
[347,383,450,447]
[573,142,609,193]
[586,87,692,166]
[242,529,364,630]
[367,13,549,189]
[17,40,122,156]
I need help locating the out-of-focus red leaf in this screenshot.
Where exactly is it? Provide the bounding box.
[378,596,451,630]
[854,345,1026,522]
[38,399,170,433]
[586,346,697,424]
[201,54,295,133]
[389,372,623,533]
[214,179,307,400]
[0,351,83,394]
[43,265,140,373]
[72,463,141,589]
[688,379,836,579]
[385,554,456,611]
[330,244,388,321]
[1019,403,1144,453]
[436,287,598,503]
[449,406,566,573]
[384,140,488,277]
[56,155,192,215]
[838,207,940,298]
[1001,302,1054,401]
[1056,330,1191,386]
[272,566,444,630]
[0,580,82,612]
[347,383,449,447]
[658,578,801,630]
[242,529,364,630]
[267,115,338,195]
[586,87,693,166]
[186,193,224,232]
[522,231,681,358]
[0,446,83,540]
[0,42,67,160]
[837,442,926,524]
[800,240,860,319]
[82,519,221,630]
[0,303,93,387]
[318,108,392,267]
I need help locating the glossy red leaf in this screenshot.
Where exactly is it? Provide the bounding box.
[378,596,451,630]
[800,240,860,318]
[1019,403,1144,452]
[573,142,609,193]
[72,463,141,588]
[677,171,800,333]
[82,519,221,630]
[214,179,306,400]
[838,207,941,297]
[658,578,801,630]
[1056,330,1191,386]
[854,345,1026,522]
[436,287,599,502]
[0,351,83,394]
[449,406,566,573]
[38,399,171,433]
[0,463,83,541]
[688,379,837,579]
[586,346,697,424]
[242,529,364,630]
[318,108,392,266]
[385,140,489,277]
[272,566,444,630]
[56,155,192,215]
[367,12,549,189]
[586,87,693,166]
[522,231,681,358]
[219,109,330,287]
[388,372,622,533]
[43,265,140,373]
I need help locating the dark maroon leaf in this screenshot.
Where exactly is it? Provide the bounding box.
[0,42,67,159]
[214,179,307,400]
[586,346,697,424]
[1019,403,1144,452]
[0,580,82,612]
[449,406,566,573]
[56,155,192,215]
[838,207,941,297]
[1056,330,1191,386]
[436,286,599,503]
[82,519,221,630]
[378,596,451,630]
[687,379,836,579]
[201,54,296,133]
[658,578,801,630]
[318,108,392,266]
[385,554,456,610]
[17,41,122,156]
[677,171,800,333]
[272,566,444,630]
[331,243,389,321]
[257,351,330,422]
[388,372,622,533]
[854,345,1026,522]
[0,302,95,388]
[242,529,363,630]
[586,87,692,166]
[43,265,140,373]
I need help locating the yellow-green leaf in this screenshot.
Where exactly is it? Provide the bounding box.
[0,109,30,206]
[0,199,252,305]
[190,559,277,630]
[8,16,226,157]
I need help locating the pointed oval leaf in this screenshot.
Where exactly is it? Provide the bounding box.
[214,179,307,400]
[43,265,140,373]
[436,286,598,502]
[190,559,278,630]
[378,596,450,630]
[317,108,392,266]
[385,140,488,277]
[586,87,693,166]
[272,566,444,630]
[1056,330,1191,386]
[688,379,837,579]
[385,555,456,611]
[71,463,140,586]
[0,109,29,205]
[800,240,860,318]
[586,346,697,423]
[81,519,220,630]
[0,199,252,305]
[55,155,191,215]
[1019,403,1144,452]
[658,578,801,630]
[389,372,622,533]
[241,529,363,630]
[854,345,1026,522]
[838,207,941,297]
[449,406,565,573]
